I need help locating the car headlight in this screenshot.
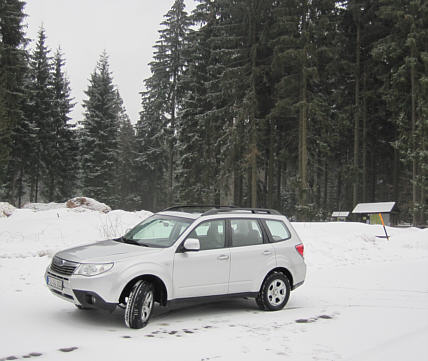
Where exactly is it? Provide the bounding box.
[74,263,114,276]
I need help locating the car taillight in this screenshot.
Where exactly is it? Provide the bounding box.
[295,244,304,257]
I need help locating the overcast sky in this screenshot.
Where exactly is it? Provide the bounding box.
[24,0,196,124]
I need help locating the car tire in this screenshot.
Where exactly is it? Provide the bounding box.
[124,280,154,329]
[75,304,91,310]
[257,272,290,311]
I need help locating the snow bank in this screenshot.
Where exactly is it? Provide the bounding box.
[23,197,112,213]
[0,209,426,267]
[293,221,428,268]
[0,208,152,259]
[0,202,16,217]
[23,202,66,211]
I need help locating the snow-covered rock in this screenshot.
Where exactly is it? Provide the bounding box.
[0,202,16,217]
[66,196,111,213]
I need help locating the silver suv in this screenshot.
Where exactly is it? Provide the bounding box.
[45,206,306,329]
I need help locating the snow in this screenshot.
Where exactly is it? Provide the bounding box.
[0,209,427,361]
[21,197,113,213]
[0,208,152,259]
[331,211,349,217]
[22,202,66,211]
[352,201,396,214]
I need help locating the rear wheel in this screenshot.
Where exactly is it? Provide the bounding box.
[256,272,290,311]
[124,280,154,329]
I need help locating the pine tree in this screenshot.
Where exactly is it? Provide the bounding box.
[50,48,77,201]
[175,0,223,204]
[0,0,27,202]
[80,52,122,207]
[135,91,167,210]
[136,0,190,209]
[117,102,138,210]
[25,27,54,202]
[136,0,425,222]
[372,0,428,225]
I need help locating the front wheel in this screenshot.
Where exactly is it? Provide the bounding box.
[75,304,91,310]
[124,280,154,329]
[256,272,290,311]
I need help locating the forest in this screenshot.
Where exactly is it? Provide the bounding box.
[0,0,427,225]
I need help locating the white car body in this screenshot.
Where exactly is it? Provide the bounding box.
[45,208,306,326]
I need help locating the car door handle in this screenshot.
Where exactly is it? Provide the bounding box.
[217,254,229,260]
[263,250,272,255]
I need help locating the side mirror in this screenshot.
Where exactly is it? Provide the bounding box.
[183,238,200,252]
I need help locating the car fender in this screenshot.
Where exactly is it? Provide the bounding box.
[112,260,173,303]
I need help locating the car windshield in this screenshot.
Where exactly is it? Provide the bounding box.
[119,215,193,248]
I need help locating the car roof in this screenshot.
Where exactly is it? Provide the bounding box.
[157,207,282,220]
[157,211,201,220]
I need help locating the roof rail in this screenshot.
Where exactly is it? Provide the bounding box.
[161,205,235,214]
[202,207,281,216]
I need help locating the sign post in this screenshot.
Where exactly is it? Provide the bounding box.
[378,213,390,240]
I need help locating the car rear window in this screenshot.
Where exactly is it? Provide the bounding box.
[231,219,263,247]
[265,220,291,242]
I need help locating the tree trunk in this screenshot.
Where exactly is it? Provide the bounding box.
[370,149,376,202]
[298,0,308,216]
[299,64,308,209]
[267,120,274,208]
[17,166,24,207]
[337,167,342,210]
[248,4,258,209]
[410,43,417,225]
[362,68,367,203]
[323,158,328,210]
[250,122,257,208]
[352,19,360,207]
[393,142,399,202]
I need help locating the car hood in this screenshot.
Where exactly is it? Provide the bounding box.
[55,239,164,263]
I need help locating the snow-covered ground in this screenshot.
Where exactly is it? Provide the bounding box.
[0,208,427,361]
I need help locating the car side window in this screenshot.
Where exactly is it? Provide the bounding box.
[265,220,291,242]
[187,220,225,250]
[231,219,263,247]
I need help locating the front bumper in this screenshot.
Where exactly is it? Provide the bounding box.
[45,267,117,311]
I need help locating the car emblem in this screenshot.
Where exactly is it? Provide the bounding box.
[54,257,65,266]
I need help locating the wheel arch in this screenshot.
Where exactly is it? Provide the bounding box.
[120,274,168,306]
[262,267,294,290]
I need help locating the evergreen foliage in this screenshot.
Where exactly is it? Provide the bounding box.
[135,0,427,224]
[0,0,27,201]
[135,0,190,208]
[80,52,121,207]
[26,27,54,202]
[50,48,77,201]
[0,0,426,225]
[117,103,138,210]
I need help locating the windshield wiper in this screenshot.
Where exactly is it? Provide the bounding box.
[121,237,150,247]
[120,236,139,245]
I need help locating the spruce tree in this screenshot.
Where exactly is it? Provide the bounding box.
[135,92,167,210]
[0,0,27,202]
[25,27,54,202]
[117,101,138,210]
[50,48,77,201]
[136,0,190,209]
[80,52,121,207]
[372,0,428,225]
[175,1,220,204]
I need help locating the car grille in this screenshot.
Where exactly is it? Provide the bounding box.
[50,257,79,276]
